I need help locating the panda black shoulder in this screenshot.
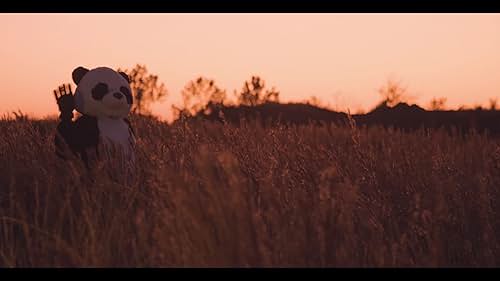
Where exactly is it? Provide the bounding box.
[74,115,100,147]
[75,114,98,127]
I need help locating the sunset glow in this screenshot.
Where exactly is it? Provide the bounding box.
[1,13,500,120]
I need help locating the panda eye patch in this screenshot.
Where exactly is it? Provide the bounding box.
[91,83,109,100]
[120,86,133,104]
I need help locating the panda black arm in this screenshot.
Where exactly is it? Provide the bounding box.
[53,84,99,159]
[54,84,77,158]
[55,112,76,158]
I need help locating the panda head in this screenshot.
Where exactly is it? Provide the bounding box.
[72,66,133,119]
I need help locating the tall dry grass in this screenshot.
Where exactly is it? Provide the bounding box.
[0,114,500,267]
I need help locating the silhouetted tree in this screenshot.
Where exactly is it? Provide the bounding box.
[429,97,447,111]
[173,76,227,118]
[118,64,168,114]
[489,98,498,111]
[307,96,323,107]
[236,76,279,106]
[376,79,411,108]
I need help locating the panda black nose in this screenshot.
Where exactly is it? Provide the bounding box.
[113,92,123,99]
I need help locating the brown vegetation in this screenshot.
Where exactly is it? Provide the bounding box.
[1,114,500,267]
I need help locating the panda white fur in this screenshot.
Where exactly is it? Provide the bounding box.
[55,66,135,168]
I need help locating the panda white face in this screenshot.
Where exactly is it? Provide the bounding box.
[73,66,133,119]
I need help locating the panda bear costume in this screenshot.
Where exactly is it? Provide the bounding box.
[54,66,135,169]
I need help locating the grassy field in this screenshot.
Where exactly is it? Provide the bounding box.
[1,114,500,267]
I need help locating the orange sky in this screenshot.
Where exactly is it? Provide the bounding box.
[1,13,500,120]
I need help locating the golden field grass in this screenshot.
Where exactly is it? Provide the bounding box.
[1,114,500,267]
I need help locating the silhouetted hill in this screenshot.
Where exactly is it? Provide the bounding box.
[357,102,500,135]
[193,102,500,136]
[199,102,349,126]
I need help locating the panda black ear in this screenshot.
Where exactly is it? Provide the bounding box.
[72,66,89,85]
[119,71,130,83]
